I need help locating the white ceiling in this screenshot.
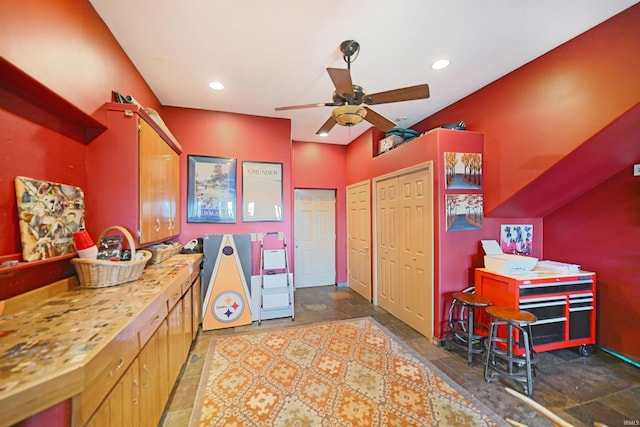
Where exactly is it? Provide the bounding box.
[89,0,637,145]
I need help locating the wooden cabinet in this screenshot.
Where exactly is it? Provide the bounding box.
[85,103,181,247]
[138,318,169,427]
[86,359,140,427]
[1,255,202,427]
[139,120,180,244]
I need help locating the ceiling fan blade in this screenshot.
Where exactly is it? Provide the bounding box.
[316,116,337,135]
[365,84,430,105]
[326,68,355,99]
[275,102,335,111]
[363,107,396,132]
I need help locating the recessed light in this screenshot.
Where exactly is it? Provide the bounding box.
[318,131,329,137]
[431,59,450,70]
[208,81,224,90]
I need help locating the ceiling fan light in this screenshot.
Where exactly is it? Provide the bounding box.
[332,105,367,126]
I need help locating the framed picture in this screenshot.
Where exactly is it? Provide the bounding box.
[445,193,483,231]
[242,161,283,222]
[444,152,482,190]
[187,155,236,223]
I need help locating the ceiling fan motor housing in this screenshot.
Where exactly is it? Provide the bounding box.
[332,85,365,105]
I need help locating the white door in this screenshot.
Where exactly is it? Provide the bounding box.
[294,189,336,287]
[347,181,372,301]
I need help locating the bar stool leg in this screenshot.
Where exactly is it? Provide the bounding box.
[522,325,533,396]
[484,317,496,382]
[467,306,475,366]
[507,323,513,376]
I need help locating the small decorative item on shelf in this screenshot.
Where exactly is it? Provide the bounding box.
[71,226,151,288]
[72,229,98,259]
[145,241,183,264]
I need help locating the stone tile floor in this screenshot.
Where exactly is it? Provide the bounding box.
[161,286,640,427]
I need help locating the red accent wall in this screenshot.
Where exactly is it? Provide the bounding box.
[544,168,640,359]
[160,107,293,275]
[408,4,640,359]
[412,3,640,218]
[346,128,543,337]
[292,141,348,284]
[0,0,161,296]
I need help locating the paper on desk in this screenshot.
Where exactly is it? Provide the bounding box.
[536,260,580,272]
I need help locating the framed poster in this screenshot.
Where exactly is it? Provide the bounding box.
[242,161,283,222]
[187,155,236,223]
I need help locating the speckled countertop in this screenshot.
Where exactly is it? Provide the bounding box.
[0,254,202,425]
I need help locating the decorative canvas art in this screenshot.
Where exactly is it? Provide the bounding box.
[14,176,85,261]
[500,224,533,256]
[444,152,482,189]
[446,194,483,231]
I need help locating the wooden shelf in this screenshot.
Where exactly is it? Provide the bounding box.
[0,253,75,274]
[0,57,106,143]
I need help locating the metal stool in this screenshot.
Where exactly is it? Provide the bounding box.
[446,291,492,366]
[484,305,537,396]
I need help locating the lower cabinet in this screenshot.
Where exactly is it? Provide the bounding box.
[85,273,200,426]
[87,359,140,427]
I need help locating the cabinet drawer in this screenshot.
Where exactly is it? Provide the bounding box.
[74,326,139,425]
[181,273,194,295]
[138,303,168,348]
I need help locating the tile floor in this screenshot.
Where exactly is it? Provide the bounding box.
[161,286,640,427]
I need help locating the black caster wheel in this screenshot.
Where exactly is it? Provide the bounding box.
[577,344,594,357]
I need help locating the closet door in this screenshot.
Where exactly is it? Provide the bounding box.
[375,177,399,314]
[347,181,371,301]
[398,169,433,337]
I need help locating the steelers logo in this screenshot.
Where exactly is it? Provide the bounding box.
[212,290,245,323]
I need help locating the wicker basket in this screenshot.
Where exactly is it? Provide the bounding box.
[146,243,182,265]
[71,226,151,288]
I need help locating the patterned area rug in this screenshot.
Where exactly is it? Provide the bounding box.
[190,317,508,426]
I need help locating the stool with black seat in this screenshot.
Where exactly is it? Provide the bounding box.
[445,290,492,367]
[484,305,538,396]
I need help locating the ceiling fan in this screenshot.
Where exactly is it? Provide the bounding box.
[275,40,430,136]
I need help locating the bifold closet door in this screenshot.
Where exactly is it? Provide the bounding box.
[376,177,400,315]
[375,165,433,339]
[347,181,372,301]
[398,169,433,338]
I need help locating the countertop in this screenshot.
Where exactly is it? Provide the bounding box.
[0,254,202,424]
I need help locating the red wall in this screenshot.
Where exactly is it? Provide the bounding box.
[346,128,543,337]
[544,168,640,359]
[161,107,293,275]
[412,3,640,218]
[292,141,348,284]
[0,0,162,296]
[409,4,640,359]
